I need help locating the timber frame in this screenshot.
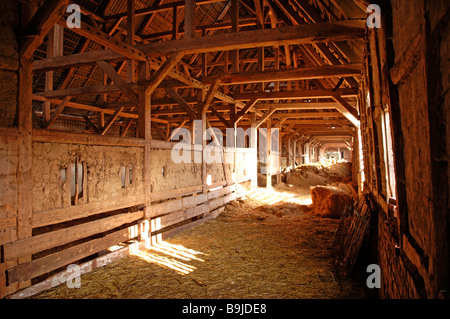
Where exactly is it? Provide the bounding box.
[1,0,371,299]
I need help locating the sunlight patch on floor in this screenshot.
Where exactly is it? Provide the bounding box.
[131,241,206,275]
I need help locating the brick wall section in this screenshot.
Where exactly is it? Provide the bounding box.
[377,211,422,298]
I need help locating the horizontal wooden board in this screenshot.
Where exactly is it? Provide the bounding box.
[151,186,236,231]
[151,185,203,202]
[33,129,145,147]
[7,226,135,284]
[152,202,210,231]
[0,127,18,138]
[8,240,137,299]
[32,195,145,228]
[3,211,143,261]
[157,213,216,242]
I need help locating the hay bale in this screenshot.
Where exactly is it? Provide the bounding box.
[336,183,358,197]
[310,186,354,219]
[286,171,328,188]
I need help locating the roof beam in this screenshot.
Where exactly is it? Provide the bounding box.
[20,0,69,60]
[32,20,365,71]
[104,0,225,20]
[231,88,358,101]
[255,102,354,110]
[331,95,360,127]
[201,79,222,116]
[145,52,185,95]
[272,111,343,118]
[97,61,138,103]
[59,20,147,62]
[164,87,197,119]
[209,105,231,127]
[202,63,362,85]
[141,20,365,57]
[99,106,125,135]
[45,95,71,129]
[255,107,277,128]
[235,99,258,123]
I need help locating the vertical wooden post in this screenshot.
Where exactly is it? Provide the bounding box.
[43,32,53,125]
[172,6,178,40]
[274,46,280,92]
[230,0,239,75]
[17,58,33,290]
[138,62,151,220]
[293,139,297,169]
[184,0,195,39]
[250,112,257,190]
[197,91,207,194]
[201,29,207,77]
[287,137,292,175]
[43,25,63,126]
[230,104,237,187]
[258,46,264,91]
[292,51,300,90]
[276,122,282,184]
[127,0,136,83]
[285,45,292,91]
[223,50,229,94]
[266,119,272,189]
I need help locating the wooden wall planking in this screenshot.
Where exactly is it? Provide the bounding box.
[4,179,249,299]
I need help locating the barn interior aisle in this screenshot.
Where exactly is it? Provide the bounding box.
[33,189,368,298]
[33,161,373,299]
[0,0,448,301]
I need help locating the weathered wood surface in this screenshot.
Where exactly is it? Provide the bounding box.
[333,193,376,280]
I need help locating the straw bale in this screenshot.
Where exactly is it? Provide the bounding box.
[310,186,354,219]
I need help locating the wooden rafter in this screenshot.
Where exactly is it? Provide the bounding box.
[255,107,277,128]
[209,105,231,128]
[20,0,69,60]
[200,79,221,116]
[32,20,365,71]
[167,119,188,141]
[100,106,125,135]
[146,52,185,95]
[235,99,258,123]
[164,87,197,119]
[231,88,358,101]
[202,63,362,85]
[97,61,138,103]
[45,95,71,129]
[59,19,147,62]
[332,95,360,127]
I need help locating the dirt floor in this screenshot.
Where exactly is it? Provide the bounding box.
[33,162,371,299]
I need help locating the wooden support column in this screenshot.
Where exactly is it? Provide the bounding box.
[16,58,33,290]
[285,45,292,91]
[172,6,178,40]
[43,25,63,127]
[276,122,282,185]
[127,0,136,83]
[197,90,207,193]
[184,0,196,39]
[230,0,239,75]
[43,39,53,126]
[223,50,229,94]
[250,112,257,190]
[258,46,264,91]
[287,137,292,173]
[266,119,272,189]
[138,61,151,220]
[274,46,280,92]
